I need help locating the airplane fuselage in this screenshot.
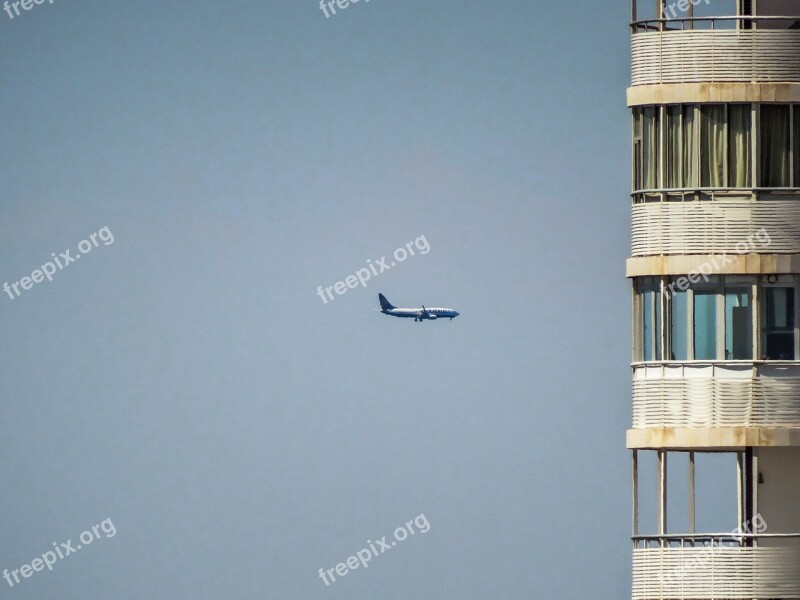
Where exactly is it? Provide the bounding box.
[378,293,459,322]
[381,307,459,321]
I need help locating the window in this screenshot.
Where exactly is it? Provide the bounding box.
[666,105,682,188]
[635,277,800,362]
[756,0,800,29]
[642,107,660,190]
[725,288,752,359]
[694,289,718,360]
[634,104,765,196]
[764,287,795,360]
[794,105,799,187]
[729,105,752,188]
[671,288,689,360]
[637,279,662,361]
[665,105,700,189]
[701,105,726,188]
[761,105,791,188]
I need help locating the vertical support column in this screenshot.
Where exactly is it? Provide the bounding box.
[660,451,667,540]
[633,450,639,539]
[752,448,759,548]
[739,448,756,545]
[737,451,744,528]
[689,451,696,534]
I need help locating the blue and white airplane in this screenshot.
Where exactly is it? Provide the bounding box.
[378,293,460,322]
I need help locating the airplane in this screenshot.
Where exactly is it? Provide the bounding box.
[378,293,460,322]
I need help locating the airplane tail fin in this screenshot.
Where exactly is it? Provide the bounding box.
[378,293,395,311]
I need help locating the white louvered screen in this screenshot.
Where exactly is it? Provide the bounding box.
[631,200,800,257]
[632,546,800,599]
[632,363,800,429]
[632,30,800,86]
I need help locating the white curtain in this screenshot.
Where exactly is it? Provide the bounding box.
[729,105,752,188]
[667,106,682,188]
[701,105,725,188]
[643,107,659,190]
[683,106,698,188]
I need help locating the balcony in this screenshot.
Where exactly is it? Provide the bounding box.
[631,197,800,257]
[633,534,800,600]
[632,362,800,429]
[631,17,800,86]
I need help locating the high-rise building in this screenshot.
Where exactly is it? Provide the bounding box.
[627,2,800,598]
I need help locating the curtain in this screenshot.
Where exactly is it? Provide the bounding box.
[729,105,752,188]
[666,106,682,188]
[761,105,790,187]
[642,107,659,190]
[683,106,698,188]
[701,105,725,188]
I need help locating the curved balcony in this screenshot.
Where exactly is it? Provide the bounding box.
[632,362,800,429]
[631,196,800,257]
[633,534,800,600]
[631,17,800,87]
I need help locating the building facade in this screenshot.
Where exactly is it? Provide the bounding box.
[627,1,800,598]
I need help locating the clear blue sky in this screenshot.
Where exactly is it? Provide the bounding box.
[0,1,660,598]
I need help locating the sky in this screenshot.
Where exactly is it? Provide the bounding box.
[0,1,679,598]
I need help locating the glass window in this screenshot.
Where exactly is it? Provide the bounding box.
[633,109,643,191]
[729,105,752,188]
[725,288,752,359]
[666,106,682,188]
[664,105,701,190]
[639,280,662,361]
[701,105,725,188]
[761,105,791,187]
[794,106,799,187]
[642,107,660,190]
[694,290,718,360]
[683,106,699,188]
[671,288,689,360]
[756,0,799,29]
[764,287,795,360]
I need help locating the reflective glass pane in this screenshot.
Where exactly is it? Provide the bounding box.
[761,105,791,187]
[671,290,688,360]
[794,106,799,186]
[694,291,718,360]
[725,288,752,360]
[765,287,795,360]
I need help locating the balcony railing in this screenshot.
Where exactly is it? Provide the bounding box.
[632,15,800,34]
[631,195,800,257]
[630,17,800,86]
[633,534,800,600]
[632,362,800,429]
